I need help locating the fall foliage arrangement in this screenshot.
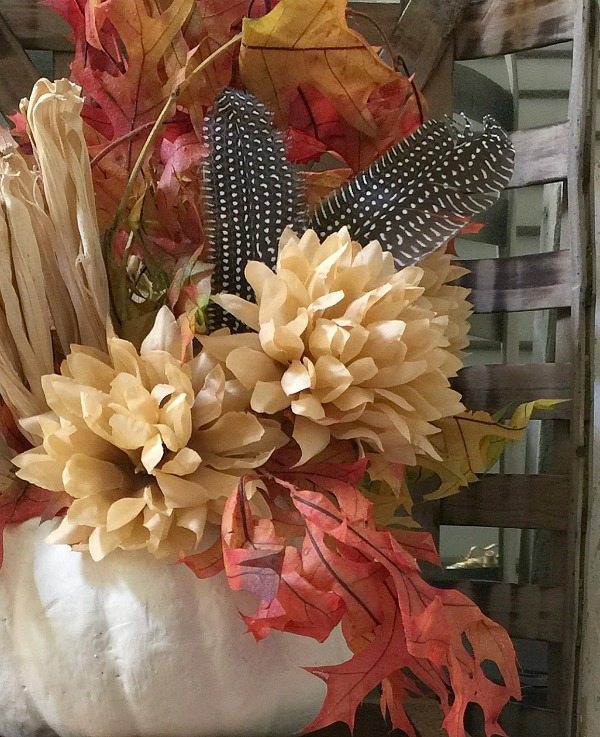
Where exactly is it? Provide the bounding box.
[0,0,553,735]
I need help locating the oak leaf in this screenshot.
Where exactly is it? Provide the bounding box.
[288,80,423,173]
[290,486,519,736]
[182,537,224,578]
[221,483,344,642]
[413,400,563,502]
[240,0,407,136]
[72,0,194,143]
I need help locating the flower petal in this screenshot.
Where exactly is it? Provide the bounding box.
[106,496,147,532]
[292,416,330,465]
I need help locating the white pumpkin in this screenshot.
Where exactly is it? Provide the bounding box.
[0,519,350,737]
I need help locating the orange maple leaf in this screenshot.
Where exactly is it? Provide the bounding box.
[240,0,401,136]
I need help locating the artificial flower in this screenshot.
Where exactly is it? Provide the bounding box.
[13,308,285,561]
[417,247,472,370]
[205,227,464,465]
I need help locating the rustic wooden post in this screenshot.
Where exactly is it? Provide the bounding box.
[575,0,600,728]
[578,174,600,737]
[0,12,39,119]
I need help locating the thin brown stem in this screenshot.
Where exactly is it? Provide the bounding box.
[111,31,242,234]
[90,122,154,168]
[345,8,396,71]
[346,8,425,127]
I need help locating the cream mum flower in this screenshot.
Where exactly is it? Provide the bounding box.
[205,227,465,465]
[13,308,285,561]
[417,247,472,375]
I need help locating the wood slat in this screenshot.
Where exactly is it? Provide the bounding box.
[458,250,572,313]
[350,1,470,98]
[310,702,389,737]
[0,12,41,118]
[453,581,564,642]
[452,363,572,416]
[498,704,561,737]
[455,0,575,60]
[439,474,570,530]
[455,64,514,131]
[509,123,570,188]
[0,1,70,52]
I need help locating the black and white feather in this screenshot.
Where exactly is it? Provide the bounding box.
[203,89,308,331]
[310,117,515,268]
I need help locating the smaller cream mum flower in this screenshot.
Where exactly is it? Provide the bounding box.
[205,227,465,466]
[13,308,285,561]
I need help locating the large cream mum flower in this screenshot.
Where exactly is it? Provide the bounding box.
[417,248,472,375]
[13,308,285,561]
[205,227,465,465]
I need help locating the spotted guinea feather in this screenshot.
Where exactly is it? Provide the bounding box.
[310,117,514,267]
[203,89,308,331]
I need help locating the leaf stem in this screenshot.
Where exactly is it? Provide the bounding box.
[345,8,425,126]
[90,122,154,168]
[111,31,243,235]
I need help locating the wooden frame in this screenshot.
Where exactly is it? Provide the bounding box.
[0,1,598,736]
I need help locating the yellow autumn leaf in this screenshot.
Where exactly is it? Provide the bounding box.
[482,399,566,470]
[360,454,418,528]
[362,479,420,529]
[416,400,565,502]
[239,0,399,135]
[304,167,353,206]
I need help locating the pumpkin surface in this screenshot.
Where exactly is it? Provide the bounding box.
[0,519,350,737]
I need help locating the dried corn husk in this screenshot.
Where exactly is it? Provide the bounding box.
[21,78,110,352]
[0,80,111,425]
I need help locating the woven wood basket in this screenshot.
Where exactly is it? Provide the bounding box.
[0,0,597,735]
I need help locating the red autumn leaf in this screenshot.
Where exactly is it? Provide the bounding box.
[286,128,328,164]
[220,480,345,643]
[288,486,519,736]
[288,81,423,173]
[268,440,367,489]
[221,486,286,602]
[0,486,56,568]
[158,130,207,191]
[72,0,194,143]
[386,528,440,567]
[182,537,224,578]
[182,448,519,735]
[243,546,345,642]
[45,0,123,76]
[300,524,387,649]
[405,594,519,737]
